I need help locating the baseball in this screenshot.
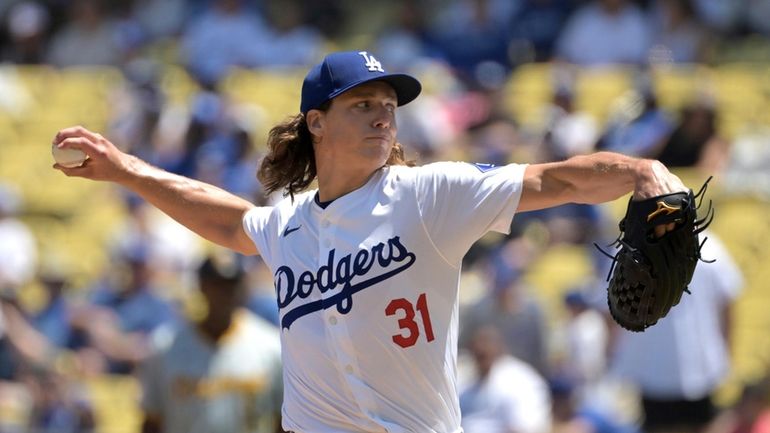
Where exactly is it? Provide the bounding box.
[51,144,88,168]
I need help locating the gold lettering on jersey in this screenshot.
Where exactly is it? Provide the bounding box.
[647,200,680,222]
[172,376,267,398]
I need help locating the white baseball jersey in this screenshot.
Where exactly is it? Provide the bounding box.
[243,162,527,433]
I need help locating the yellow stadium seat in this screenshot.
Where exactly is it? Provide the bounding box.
[574,66,635,123]
[650,64,710,112]
[86,374,142,433]
[504,63,554,128]
[221,68,305,143]
[523,243,594,321]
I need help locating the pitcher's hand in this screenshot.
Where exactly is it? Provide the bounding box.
[52,126,135,183]
[633,160,688,238]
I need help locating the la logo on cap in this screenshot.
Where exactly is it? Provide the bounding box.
[358,51,384,72]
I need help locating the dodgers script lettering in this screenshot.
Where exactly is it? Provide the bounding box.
[275,236,416,329]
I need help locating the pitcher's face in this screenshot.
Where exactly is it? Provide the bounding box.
[309,81,399,170]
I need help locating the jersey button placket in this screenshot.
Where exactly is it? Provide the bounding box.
[317,216,362,392]
[318,217,332,256]
[318,216,346,367]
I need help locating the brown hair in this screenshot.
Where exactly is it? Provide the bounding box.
[257,104,415,198]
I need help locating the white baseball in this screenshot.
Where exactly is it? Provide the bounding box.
[51,144,88,168]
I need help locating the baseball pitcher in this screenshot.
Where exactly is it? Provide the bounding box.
[54,51,692,433]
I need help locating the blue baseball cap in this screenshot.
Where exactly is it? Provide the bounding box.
[300,51,422,114]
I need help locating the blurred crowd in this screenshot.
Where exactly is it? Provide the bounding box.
[2,0,770,78]
[0,0,769,432]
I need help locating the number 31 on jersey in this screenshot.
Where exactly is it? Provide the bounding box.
[385,293,435,348]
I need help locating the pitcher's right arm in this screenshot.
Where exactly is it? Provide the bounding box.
[53,126,259,256]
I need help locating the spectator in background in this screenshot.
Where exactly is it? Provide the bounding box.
[46,0,122,67]
[0,278,96,432]
[648,0,713,64]
[211,122,264,202]
[459,236,550,376]
[426,0,519,88]
[656,97,732,174]
[459,324,552,433]
[550,374,640,433]
[0,183,37,295]
[182,83,267,202]
[508,0,575,63]
[108,58,165,163]
[140,250,283,433]
[260,0,325,69]
[463,114,522,167]
[555,289,610,406]
[2,1,50,64]
[540,74,599,163]
[21,367,95,433]
[141,81,220,177]
[596,77,674,158]
[27,263,77,354]
[374,0,434,71]
[555,0,651,66]
[108,196,204,293]
[161,83,227,177]
[180,0,272,86]
[74,240,178,374]
[298,0,345,42]
[721,120,770,197]
[192,110,254,192]
[0,199,199,428]
[0,256,93,379]
[688,0,742,34]
[745,0,770,38]
[131,0,187,42]
[610,233,743,433]
[174,83,265,203]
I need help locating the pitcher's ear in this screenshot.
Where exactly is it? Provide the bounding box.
[306,110,324,138]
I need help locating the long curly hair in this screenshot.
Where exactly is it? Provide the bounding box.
[257,105,414,199]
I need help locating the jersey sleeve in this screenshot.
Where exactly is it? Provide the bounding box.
[413,162,527,264]
[242,206,275,260]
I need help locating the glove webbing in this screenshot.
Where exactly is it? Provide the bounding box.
[594,176,715,284]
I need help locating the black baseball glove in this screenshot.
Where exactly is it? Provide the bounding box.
[597,177,714,332]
